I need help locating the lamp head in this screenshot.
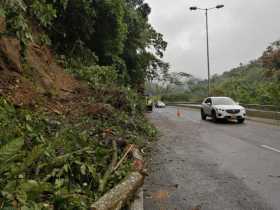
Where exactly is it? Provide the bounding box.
[216,5,224,9]
[190,6,198,10]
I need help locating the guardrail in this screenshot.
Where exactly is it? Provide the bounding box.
[166,102,280,111]
[166,102,280,122]
[240,104,280,112]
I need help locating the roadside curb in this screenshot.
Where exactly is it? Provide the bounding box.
[129,188,144,210]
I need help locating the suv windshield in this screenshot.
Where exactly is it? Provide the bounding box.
[212,98,236,105]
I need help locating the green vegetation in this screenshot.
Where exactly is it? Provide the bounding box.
[0,0,162,209]
[161,93,190,103]
[210,63,280,105]
[1,0,168,90]
[0,93,156,209]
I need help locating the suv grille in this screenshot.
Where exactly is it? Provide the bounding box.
[226,109,240,114]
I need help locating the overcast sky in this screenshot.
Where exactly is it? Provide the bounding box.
[146,0,280,79]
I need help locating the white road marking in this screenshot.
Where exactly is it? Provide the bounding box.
[261,145,280,153]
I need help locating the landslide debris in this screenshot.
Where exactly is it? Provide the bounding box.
[0,19,156,210]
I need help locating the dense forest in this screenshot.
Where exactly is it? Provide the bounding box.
[155,41,280,106]
[1,0,169,90]
[0,0,167,209]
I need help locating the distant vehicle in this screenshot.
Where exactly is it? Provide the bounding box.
[155,101,166,108]
[201,97,246,123]
[144,94,153,111]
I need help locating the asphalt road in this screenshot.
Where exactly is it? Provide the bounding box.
[144,107,280,210]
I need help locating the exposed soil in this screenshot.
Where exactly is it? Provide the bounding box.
[0,30,98,118]
[0,37,22,73]
[0,17,5,33]
[0,15,140,120]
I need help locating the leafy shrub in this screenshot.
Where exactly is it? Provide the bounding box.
[67,65,118,86]
[64,40,99,68]
[6,13,32,45]
[1,0,26,12]
[0,8,5,17]
[0,94,156,209]
[2,0,56,48]
[94,86,146,114]
[2,0,28,44]
[30,0,57,27]
[0,98,127,209]
[38,33,51,46]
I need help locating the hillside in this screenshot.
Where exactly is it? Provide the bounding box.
[190,61,280,105]
[0,1,164,209]
[210,63,279,104]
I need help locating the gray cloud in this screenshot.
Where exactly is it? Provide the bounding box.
[146,0,280,78]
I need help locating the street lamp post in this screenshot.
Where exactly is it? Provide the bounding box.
[190,5,224,97]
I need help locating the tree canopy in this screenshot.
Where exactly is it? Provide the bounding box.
[49,0,168,90]
[261,40,280,71]
[1,0,169,91]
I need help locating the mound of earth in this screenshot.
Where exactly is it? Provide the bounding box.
[0,19,100,117]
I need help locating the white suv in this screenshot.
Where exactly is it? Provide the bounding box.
[201,97,246,123]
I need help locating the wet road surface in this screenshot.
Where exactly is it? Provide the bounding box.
[144,107,280,210]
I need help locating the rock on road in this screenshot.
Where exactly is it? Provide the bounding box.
[144,107,280,210]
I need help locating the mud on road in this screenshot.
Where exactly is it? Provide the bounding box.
[144,107,280,210]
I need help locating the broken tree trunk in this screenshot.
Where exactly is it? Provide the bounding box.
[91,172,144,210]
[91,146,145,210]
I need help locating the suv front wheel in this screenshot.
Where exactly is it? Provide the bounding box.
[237,118,245,124]
[212,110,217,122]
[201,109,207,120]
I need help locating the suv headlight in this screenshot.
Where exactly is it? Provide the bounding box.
[217,108,225,112]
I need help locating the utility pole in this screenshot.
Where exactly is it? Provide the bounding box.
[190,5,224,97]
[205,8,210,97]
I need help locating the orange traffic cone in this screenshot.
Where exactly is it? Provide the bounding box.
[177,109,181,117]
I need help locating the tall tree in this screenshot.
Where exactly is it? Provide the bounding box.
[122,0,168,90]
[261,40,280,71]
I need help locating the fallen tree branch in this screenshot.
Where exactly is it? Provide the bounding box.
[91,146,145,210]
[91,172,144,210]
[113,144,134,172]
[98,139,118,193]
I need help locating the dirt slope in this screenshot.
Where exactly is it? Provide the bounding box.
[0,20,95,116]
